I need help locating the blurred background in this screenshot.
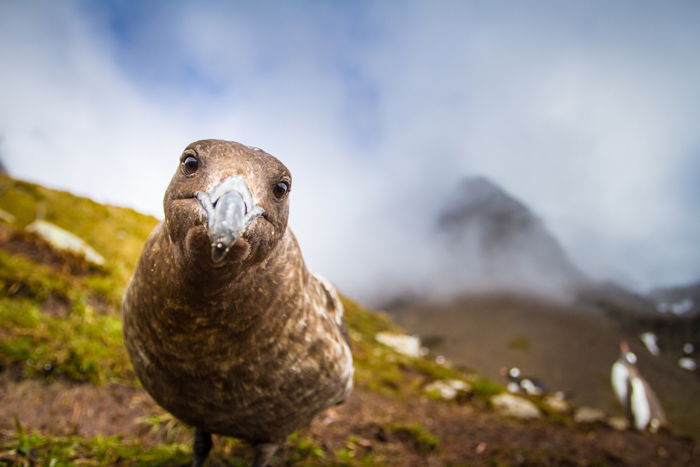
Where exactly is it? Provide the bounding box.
[1,0,699,304]
[1,1,700,462]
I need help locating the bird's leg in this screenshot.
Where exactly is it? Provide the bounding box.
[251,442,279,467]
[192,429,213,467]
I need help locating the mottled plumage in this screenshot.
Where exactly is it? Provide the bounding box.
[122,140,353,466]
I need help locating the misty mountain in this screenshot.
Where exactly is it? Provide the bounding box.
[431,176,667,315]
[386,177,700,438]
[434,175,586,298]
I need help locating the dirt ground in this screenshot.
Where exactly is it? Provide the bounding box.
[389,294,700,442]
[1,373,698,466]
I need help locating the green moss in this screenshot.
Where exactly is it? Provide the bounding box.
[341,297,406,395]
[0,251,76,303]
[387,423,440,454]
[334,447,355,464]
[287,432,327,463]
[341,296,400,339]
[83,275,123,308]
[351,334,402,394]
[333,443,383,466]
[465,375,503,398]
[0,175,158,290]
[408,357,464,382]
[0,176,155,385]
[1,426,191,466]
[0,245,121,312]
[0,298,133,385]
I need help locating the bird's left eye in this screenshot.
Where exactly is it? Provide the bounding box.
[273,181,289,199]
[182,155,199,175]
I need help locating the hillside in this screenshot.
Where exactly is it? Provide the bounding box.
[0,175,698,466]
[434,176,586,298]
[388,294,700,441]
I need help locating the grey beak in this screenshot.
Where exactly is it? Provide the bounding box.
[195,174,264,263]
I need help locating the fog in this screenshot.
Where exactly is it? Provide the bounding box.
[1,1,699,304]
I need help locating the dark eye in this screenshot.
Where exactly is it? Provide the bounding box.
[182,155,199,175]
[273,181,289,199]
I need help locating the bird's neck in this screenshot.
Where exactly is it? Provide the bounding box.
[169,230,309,317]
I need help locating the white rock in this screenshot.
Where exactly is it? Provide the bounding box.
[26,219,105,265]
[490,393,541,420]
[424,379,472,400]
[543,394,570,413]
[678,357,697,371]
[574,406,606,424]
[506,382,521,394]
[0,209,15,224]
[608,416,629,431]
[375,332,425,358]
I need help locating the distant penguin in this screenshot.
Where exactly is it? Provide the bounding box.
[639,331,660,356]
[611,341,667,432]
[501,367,549,396]
[678,343,697,372]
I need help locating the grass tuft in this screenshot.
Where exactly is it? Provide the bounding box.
[0,298,133,385]
[0,429,191,466]
[388,423,440,454]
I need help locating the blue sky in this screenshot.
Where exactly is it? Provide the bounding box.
[1,1,699,300]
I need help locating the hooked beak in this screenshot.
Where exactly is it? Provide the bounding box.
[195,174,264,263]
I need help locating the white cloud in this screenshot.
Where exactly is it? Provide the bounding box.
[1,1,699,302]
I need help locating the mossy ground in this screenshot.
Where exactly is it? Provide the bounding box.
[1,176,698,466]
[0,175,157,299]
[2,424,191,467]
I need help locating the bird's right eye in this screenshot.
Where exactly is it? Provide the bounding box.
[273,181,289,199]
[182,155,199,175]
